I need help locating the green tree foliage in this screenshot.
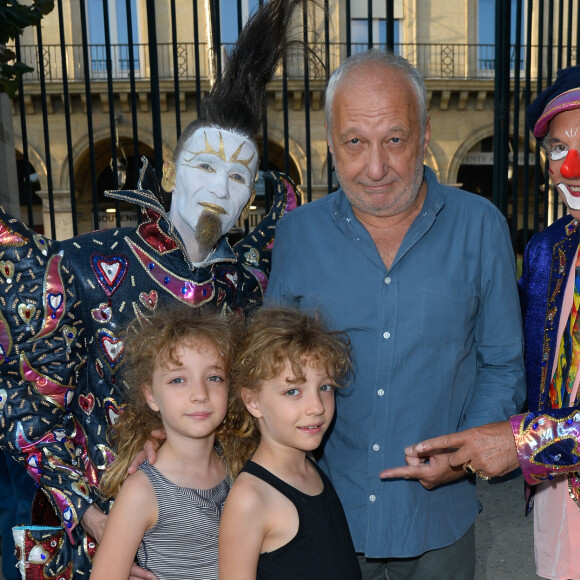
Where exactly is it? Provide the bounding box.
[0,0,55,97]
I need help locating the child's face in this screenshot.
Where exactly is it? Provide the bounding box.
[242,358,337,453]
[145,340,228,443]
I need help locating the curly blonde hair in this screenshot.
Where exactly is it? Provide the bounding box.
[99,304,240,499]
[220,306,352,478]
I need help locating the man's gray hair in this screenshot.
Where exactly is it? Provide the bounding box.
[324,49,428,137]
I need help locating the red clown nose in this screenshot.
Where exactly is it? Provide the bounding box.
[561,149,580,179]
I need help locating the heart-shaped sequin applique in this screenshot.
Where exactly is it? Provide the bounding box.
[48,293,63,312]
[72,480,91,500]
[62,325,77,349]
[18,303,36,324]
[104,398,122,425]
[0,260,15,283]
[78,393,95,415]
[98,329,124,369]
[244,248,260,266]
[33,234,49,256]
[91,303,113,323]
[139,290,158,310]
[91,254,128,297]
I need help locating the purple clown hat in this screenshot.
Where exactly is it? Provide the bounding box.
[526,66,580,138]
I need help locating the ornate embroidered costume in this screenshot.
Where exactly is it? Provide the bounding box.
[0,161,297,577]
[512,215,580,505]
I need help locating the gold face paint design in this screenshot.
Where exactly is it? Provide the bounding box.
[182,131,256,172]
[168,127,259,252]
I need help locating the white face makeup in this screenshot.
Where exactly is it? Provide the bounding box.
[170,127,259,240]
[557,183,580,210]
[546,109,580,218]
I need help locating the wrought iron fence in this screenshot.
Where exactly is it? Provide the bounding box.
[14,41,571,83]
[8,0,580,247]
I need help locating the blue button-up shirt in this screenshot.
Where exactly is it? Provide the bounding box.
[266,166,526,558]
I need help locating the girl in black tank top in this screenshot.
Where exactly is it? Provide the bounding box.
[219,307,362,579]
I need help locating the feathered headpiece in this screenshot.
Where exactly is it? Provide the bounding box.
[201,0,305,137]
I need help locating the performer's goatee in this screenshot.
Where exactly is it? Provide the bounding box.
[195,211,223,253]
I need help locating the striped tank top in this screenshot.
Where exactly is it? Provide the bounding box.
[136,460,231,580]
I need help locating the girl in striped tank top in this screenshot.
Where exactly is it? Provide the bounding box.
[90,305,238,580]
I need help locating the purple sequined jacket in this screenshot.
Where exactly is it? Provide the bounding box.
[512,214,580,509]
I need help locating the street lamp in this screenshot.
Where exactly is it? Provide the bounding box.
[111,151,127,189]
[110,115,127,188]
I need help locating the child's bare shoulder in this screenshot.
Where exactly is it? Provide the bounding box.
[105,466,158,532]
[226,471,275,512]
[116,467,156,506]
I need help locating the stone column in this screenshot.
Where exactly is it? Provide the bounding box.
[0,92,21,217]
[36,190,75,240]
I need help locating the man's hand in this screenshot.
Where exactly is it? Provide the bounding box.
[127,429,166,475]
[129,563,159,580]
[385,421,520,482]
[379,448,465,489]
[80,505,107,543]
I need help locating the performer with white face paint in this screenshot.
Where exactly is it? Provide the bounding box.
[391,66,580,580]
[166,127,259,263]
[0,0,304,577]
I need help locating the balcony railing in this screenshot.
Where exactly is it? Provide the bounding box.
[12,42,575,85]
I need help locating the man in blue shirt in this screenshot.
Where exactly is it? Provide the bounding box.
[266,49,526,579]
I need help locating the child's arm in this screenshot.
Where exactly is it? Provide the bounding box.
[218,477,268,580]
[90,471,157,580]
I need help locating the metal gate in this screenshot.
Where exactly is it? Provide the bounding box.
[6,0,580,249]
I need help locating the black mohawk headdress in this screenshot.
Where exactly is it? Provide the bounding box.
[201,0,306,137]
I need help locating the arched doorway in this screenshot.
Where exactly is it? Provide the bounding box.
[74,138,156,234]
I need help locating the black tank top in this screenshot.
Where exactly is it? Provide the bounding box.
[240,458,362,580]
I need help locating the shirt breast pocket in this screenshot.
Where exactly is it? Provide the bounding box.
[418,279,477,343]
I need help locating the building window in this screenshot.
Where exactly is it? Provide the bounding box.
[87,0,140,79]
[350,18,400,55]
[478,0,524,72]
[220,0,261,45]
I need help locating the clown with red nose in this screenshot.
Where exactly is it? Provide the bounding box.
[529,67,580,214]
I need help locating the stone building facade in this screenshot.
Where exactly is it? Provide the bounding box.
[7,0,579,239]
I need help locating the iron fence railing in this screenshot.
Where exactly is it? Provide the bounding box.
[13,42,576,83]
[8,0,580,244]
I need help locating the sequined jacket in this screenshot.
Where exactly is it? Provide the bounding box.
[511,214,580,508]
[0,161,298,574]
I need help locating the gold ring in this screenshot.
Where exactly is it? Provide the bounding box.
[476,470,491,481]
[464,461,477,475]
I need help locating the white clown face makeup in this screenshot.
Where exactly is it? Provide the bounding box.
[170,127,259,240]
[546,108,580,218]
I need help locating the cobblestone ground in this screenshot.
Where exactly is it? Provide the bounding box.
[475,472,541,579]
[0,472,542,580]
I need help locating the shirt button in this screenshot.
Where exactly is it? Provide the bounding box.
[369,495,376,502]
[372,444,380,451]
[383,331,391,339]
[384,276,391,284]
[377,389,384,396]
